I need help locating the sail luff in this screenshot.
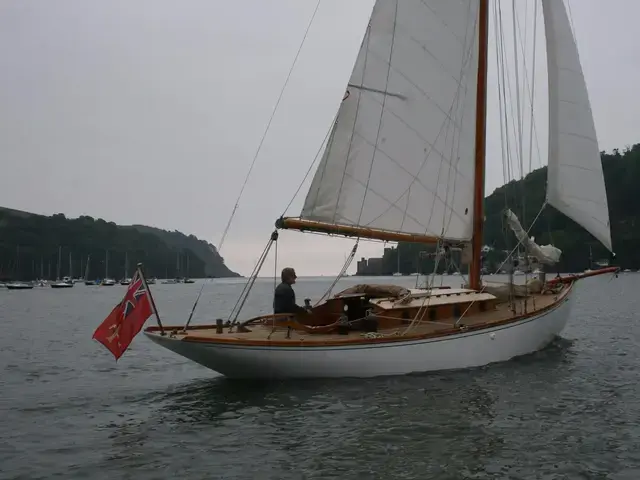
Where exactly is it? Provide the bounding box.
[541,0,612,252]
[469,0,490,291]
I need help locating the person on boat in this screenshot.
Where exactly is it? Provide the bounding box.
[273,267,309,315]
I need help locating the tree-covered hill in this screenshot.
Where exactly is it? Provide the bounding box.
[0,208,239,281]
[379,144,640,275]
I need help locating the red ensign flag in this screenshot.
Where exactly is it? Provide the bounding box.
[92,269,154,360]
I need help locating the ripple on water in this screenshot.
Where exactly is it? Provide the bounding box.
[1,276,640,479]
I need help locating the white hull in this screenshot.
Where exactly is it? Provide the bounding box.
[145,286,574,379]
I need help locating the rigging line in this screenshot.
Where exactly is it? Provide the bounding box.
[231,234,277,324]
[232,235,278,324]
[216,0,323,251]
[526,0,538,180]
[500,3,517,189]
[512,0,543,172]
[273,238,278,299]
[403,240,443,335]
[498,3,521,187]
[454,201,548,327]
[227,234,274,322]
[510,1,543,236]
[183,280,208,331]
[280,112,337,217]
[497,0,516,258]
[512,0,524,182]
[314,241,358,307]
[512,0,527,231]
[496,3,512,189]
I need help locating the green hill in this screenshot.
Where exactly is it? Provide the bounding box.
[381,144,640,274]
[0,208,240,281]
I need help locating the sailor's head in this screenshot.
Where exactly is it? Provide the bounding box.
[281,267,297,285]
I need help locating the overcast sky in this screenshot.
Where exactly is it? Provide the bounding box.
[0,0,638,276]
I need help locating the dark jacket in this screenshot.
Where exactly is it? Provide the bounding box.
[273,282,306,315]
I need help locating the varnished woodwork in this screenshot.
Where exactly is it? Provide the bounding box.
[145,282,573,347]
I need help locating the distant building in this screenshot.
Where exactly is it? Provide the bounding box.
[367,257,383,274]
[356,257,368,275]
[355,256,384,275]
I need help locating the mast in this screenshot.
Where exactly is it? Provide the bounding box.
[84,254,91,280]
[57,246,62,280]
[469,0,490,291]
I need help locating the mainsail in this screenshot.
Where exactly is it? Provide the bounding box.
[299,0,481,243]
[542,0,613,252]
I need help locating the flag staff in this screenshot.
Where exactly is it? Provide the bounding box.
[137,262,165,336]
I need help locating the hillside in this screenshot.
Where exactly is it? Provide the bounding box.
[383,144,640,274]
[0,208,239,280]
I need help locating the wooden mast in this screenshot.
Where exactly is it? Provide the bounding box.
[469,0,490,291]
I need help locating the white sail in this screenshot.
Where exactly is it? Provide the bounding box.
[542,0,613,252]
[300,0,480,242]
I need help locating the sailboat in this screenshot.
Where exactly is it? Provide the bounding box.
[120,252,132,285]
[101,250,116,286]
[51,247,73,288]
[6,281,33,290]
[584,246,593,273]
[183,253,195,283]
[84,254,97,285]
[161,251,183,284]
[392,246,402,276]
[6,245,34,289]
[143,0,617,379]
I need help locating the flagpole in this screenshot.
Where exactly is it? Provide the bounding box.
[137,263,165,336]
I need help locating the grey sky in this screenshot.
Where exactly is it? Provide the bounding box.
[0,0,638,276]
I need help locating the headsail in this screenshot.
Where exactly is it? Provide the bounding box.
[298,0,481,243]
[542,0,613,252]
[505,209,561,265]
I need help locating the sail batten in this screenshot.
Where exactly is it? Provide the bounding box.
[542,0,613,252]
[300,0,481,241]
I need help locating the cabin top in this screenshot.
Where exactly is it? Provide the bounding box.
[370,287,497,310]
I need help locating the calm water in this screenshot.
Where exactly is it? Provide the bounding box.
[1,273,639,479]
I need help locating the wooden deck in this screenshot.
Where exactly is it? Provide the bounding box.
[149,285,570,347]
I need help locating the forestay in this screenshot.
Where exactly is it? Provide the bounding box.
[300,0,481,242]
[542,0,613,252]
